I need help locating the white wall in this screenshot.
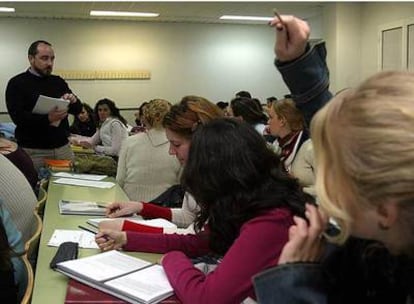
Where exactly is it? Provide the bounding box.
[360,2,414,80]
[323,2,362,94]
[0,16,323,114]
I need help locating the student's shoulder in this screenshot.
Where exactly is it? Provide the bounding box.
[244,208,293,228]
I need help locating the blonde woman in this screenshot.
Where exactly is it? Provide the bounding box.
[254,14,414,304]
[116,99,181,202]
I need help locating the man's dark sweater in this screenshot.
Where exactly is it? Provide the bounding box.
[6,70,82,149]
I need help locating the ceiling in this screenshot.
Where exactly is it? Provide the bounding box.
[0,1,324,24]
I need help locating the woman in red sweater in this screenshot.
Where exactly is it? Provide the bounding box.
[100,96,224,234]
[96,118,309,303]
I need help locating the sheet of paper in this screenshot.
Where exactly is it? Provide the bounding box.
[104,264,173,303]
[32,94,70,114]
[57,250,152,282]
[87,217,176,229]
[53,172,107,181]
[48,229,99,249]
[53,178,115,189]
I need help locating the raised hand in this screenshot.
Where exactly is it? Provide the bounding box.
[270,14,310,62]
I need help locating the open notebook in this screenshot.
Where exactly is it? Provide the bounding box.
[56,250,174,304]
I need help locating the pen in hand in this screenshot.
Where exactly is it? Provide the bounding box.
[272,9,285,31]
[78,225,110,241]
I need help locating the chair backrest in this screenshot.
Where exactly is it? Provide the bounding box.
[39,178,49,192]
[36,186,47,216]
[20,254,34,304]
[25,211,43,262]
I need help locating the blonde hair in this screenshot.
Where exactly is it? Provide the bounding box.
[311,71,414,244]
[142,99,171,129]
[272,98,305,131]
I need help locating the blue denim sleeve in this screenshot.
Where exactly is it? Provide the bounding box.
[276,42,333,128]
[253,263,328,304]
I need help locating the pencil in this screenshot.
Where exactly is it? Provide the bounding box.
[273,9,285,30]
[96,202,108,208]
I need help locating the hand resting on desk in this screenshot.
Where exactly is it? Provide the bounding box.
[95,229,127,251]
[106,201,143,218]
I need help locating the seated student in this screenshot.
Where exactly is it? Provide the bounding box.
[0,154,37,243]
[130,102,148,134]
[70,98,128,157]
[229,96,268,135]
[215,101,230,116]
[267,98,315,197]
[266,96,278,114]
[235,90,252,98]
[116,99,181,202]
[0,215,18,303]
[0,122,16,140]
[0,136,38,191]
[254,14,414,304]
[0,200,25,302]
[100,96,224,234]
[69,102,97,137]
[96,118,309,303]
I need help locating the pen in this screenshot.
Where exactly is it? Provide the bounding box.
[78,225,98,235]
[96,203,108,209]
[78,225,110,241]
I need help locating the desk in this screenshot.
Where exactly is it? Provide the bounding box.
[31,177,162,304]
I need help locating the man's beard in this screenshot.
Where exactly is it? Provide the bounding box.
[35,66,52,76]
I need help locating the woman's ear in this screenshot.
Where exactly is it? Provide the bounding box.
[377,201,399,230]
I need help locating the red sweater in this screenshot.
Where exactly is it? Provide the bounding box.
[122,203,173,233]
[123,208,293,304]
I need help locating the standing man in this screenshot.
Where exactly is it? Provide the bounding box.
[6,40,82,171]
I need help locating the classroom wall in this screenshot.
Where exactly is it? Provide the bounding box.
[0,16,323,116]
[360,2,414,80]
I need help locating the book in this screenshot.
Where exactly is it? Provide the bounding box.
[65,279,181,304]
[56,250,174,304]
[59,200,107,216]
[45,159,73,172]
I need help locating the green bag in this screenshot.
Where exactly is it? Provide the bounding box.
[73,154,117,176]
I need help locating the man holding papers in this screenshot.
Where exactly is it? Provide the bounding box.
[6,40,82,170]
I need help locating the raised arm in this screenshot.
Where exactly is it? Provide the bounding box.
[271,14,332,127]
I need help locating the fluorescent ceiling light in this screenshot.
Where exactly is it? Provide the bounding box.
[0,7,15,13]
[90,10,159,17]
[220,15,273,22]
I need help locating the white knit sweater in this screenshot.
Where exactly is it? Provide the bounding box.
[116,128,182,202]
[0,154,37,242]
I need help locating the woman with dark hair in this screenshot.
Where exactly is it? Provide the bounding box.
[70,98,128,157]
[229,96,268,135]
[96,118,308,303]
[69,102,97,137]
[101,96,223,234]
